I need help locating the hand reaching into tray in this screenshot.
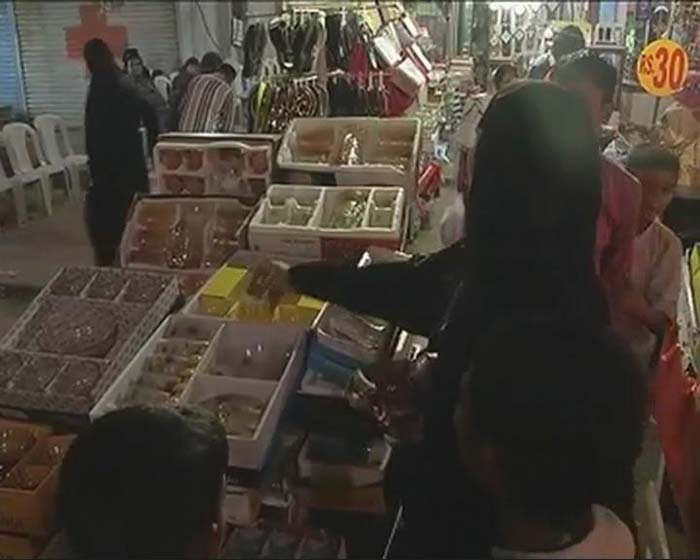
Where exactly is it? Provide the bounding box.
[346,354,436,446]
[247,259,295,299]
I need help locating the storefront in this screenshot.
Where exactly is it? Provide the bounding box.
[12,1,179,127]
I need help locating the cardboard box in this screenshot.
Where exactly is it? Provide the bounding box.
[0,434,74,538]
[0,533,47,559]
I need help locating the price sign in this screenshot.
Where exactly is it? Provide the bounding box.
[637,39,689,97]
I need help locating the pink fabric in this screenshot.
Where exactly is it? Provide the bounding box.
[595,157,642,293]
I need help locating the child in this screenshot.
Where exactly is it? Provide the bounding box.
[621,143,682,369]
[58,406,228,559]
[455,317,645,558]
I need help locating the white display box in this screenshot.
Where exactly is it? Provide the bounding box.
[185,324,309,470]
[248,185,405,261]
[277,118,420,199]
[154,141,272,199]
[90,315,224,419]
[93,315,308,471]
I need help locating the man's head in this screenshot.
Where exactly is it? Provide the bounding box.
[58,406,228,559]
[200,52,224,74]
[551,25,586,62]
[123,48,145,78]
[183,56,200,75]
[553,51,617,128]
[455,317,645,526]
[216,63,237,85]
[626,143,680,231]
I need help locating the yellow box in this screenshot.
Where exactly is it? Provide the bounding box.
[229,298,274,322]
[273,295,324,326]
[198,267,248,316]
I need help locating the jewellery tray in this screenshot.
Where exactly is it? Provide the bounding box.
[91,314,308,470]
[0,268,178,420]
[247,184,405,262]
[277,117,421,200]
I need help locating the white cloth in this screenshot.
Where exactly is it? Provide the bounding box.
[440,195,466,248]
[623,219,682,366]
[492,505,635,559]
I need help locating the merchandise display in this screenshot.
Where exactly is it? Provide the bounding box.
[154,141,272,199]
[248,185,405,261]
[187,264,325,326]
[301,305,394,398]
[298,433,391,488]
[0,267,178,416]
[222,525,345,559]
[120,195,256,297]
[277,118,420,198]
[93,314,307,469]
[0,418,72,539]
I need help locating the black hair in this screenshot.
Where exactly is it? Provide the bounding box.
[468,81,602,290]
[122,47,142,68]
[58,406,228,559]
[552,25,586,61]
[626,142,680,176]
[553,50,617,104]
[83,38,119,77]
[465,316,646,524]
[218,63,237,83]
[182,56,199,70]
[201,52,224,74]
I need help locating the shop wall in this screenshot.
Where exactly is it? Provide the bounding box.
[13,0,180,152]
[175,1,237,65]
[0,0,23,119]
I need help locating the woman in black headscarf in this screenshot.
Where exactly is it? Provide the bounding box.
[256,81,616,555]
[83,38,158,266]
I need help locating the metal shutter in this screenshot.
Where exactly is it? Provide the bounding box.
[0,1,23,116]
[15,1,179,127]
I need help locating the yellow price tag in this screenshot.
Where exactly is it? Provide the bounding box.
[637,39,689,97]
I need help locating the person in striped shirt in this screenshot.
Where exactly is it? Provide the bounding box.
[177,52,235,133]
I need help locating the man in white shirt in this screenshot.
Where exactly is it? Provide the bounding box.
[618,144,682,369]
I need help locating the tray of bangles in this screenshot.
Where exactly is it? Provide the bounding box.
[120,195,258,298]
[92,314,309,470]
[154,141,272,200]
[0,267,179,417]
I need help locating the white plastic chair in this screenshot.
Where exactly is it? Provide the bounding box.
[639,480,671,559]
[34,114,87,197]
[2,123,54,216]
[154,75,171,102]
[0,159,27,227]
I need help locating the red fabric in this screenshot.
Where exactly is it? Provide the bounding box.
[595,156,642,293]
[653,328,695,502]
[348,40,370,79]
[385,81,414,116]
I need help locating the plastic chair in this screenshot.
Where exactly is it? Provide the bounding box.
[2,123,53,216]
[34,114,87,197]
[154,75,171,101]
[0,159,27,227]
[639,481,671,559]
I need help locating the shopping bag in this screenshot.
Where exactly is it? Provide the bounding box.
[652,327,695,501]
